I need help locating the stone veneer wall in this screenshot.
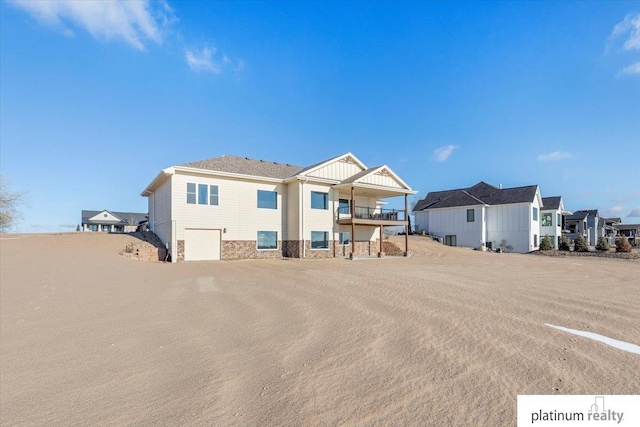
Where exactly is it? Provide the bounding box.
[221,240,283,260]
[176,240,184,262]
[283,240,303,258]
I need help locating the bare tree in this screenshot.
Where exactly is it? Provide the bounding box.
[0,174,28,232]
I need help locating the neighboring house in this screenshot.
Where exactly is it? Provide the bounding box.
[141,153,415,262]
[617,223,640,246]
[412,181,543,253]
[540,196,566,249]
[564,209,601,246]
[81,210,147,233]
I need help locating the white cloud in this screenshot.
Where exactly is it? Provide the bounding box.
[611,13,640,51]
[628,207,640,218]
[7,0,174,51]
[536,151,573,162]
[185,46,221,73]
[619,61,640,75]
[432,145,456,162]
[610,13,640,76]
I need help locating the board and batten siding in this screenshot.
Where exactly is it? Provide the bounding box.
[540,209,561,249]
[285,181,300,241]
[485,203,534,253]
[171,173,286,242]
[360,172,403,189]
[306,160,364,181]
[422,206,483,248]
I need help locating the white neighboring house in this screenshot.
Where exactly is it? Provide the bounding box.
[141,153,416,262]
[81,210,147,233]
[412,181,543,253]
[540,196,566,249]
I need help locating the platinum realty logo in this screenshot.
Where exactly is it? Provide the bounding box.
[517,395,640,426]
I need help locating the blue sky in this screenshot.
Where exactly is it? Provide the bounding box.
[1,0,639,232]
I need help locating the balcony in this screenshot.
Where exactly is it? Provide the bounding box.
[337,205,407,226]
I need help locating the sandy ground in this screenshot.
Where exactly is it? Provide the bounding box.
[1,233,639,426]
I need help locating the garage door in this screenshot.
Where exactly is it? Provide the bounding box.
[184,229,221,261]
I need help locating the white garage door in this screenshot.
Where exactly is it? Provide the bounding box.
[184,229,221,261]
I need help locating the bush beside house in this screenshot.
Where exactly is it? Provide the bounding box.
[558,235,571,251]
[574,235,589,252]
[616,235,632,253]
[595,236,610,252]
[539,235,553,251]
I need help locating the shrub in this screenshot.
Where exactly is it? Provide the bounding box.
[574,235,589,252]
[558,235,571,251]
[539,235,553,251]
[616,235,632,253]
[595,236,610,252]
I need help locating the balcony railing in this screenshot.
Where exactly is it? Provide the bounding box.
[337,205,406,222]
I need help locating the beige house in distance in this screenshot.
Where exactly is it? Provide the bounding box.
[141,153,416,262]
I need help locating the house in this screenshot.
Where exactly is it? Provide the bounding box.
[540,196,567,249]
[564,209,601,246]
[81,210,147,233]
[141,153,415,262]
[412,181,543,253]
[616,223,640,246]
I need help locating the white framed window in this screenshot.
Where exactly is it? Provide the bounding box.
[311,231,329,249]
[311,191,329,210]
[257,231,277,250]
[532,207,538,221]
[542,213,552,227]
[187,183,196,204]
[209,185,219,206]
[257,190,277,209]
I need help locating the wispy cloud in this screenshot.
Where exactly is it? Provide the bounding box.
[619,61,640,75]
[185,46,221,73]
[628,207,640,218]
[7,0,175,51]
[609,13,640,76]
[536,151,573,162]
[432,145,456,162]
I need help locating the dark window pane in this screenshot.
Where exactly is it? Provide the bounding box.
[198,184,208,205]
[209,185,219,206]
[187,183,196,204]
[257,190,277,209]
[311,231,329,249]
[311,192,328,209]
[257,231,277,249]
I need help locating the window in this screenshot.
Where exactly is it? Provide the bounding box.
[257,231,277,250]
[534,234,538,247]
[532,207,538,221]
[541,213,552,227]
[188,182,218,206]
[88,224,98,232]
[467,209,475,222]
[311,231,329,249]
[209,185,219,206]
[339,198,350,214]
[257,190,277,209]
[558,213,561,227]
[101,225,110,232]
[338,232,350,245]
[311,191,329,210]
[445,235,457,246]
[198,184,208,205]
[103,213,107,217]
[187,183,196,204]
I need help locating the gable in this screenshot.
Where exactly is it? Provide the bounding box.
[88,210,123,223]
[358,167,404,189]
[299,153,367,181]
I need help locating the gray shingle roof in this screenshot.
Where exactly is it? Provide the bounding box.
[565,209,599,221]
[180,155,303,179]
[413,181,538,211]
[541,196,562,210]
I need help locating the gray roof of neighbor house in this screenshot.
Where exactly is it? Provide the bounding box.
[541,196,562,210]
[180,155,303,179]
[413,181,538,211]
[617,223,640,231]
[82,210,147,225]
[605,217,622,224]
[565,209,599,221]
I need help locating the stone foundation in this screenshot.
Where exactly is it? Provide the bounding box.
[221,240,283,260]
[283,240,303,258]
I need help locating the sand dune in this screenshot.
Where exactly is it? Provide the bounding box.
[1,233,638,426]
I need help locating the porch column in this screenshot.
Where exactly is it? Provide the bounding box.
[350,186,355,259]
[404,193,409,256]
[379,225,384,257]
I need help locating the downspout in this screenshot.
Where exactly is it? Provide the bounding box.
[301,177,308,258]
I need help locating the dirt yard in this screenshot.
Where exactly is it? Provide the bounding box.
[1,233,638,426]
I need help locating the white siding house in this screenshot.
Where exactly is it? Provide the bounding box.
[540,196,565,249]
[413,182,543,253]
[141,153,416,262]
